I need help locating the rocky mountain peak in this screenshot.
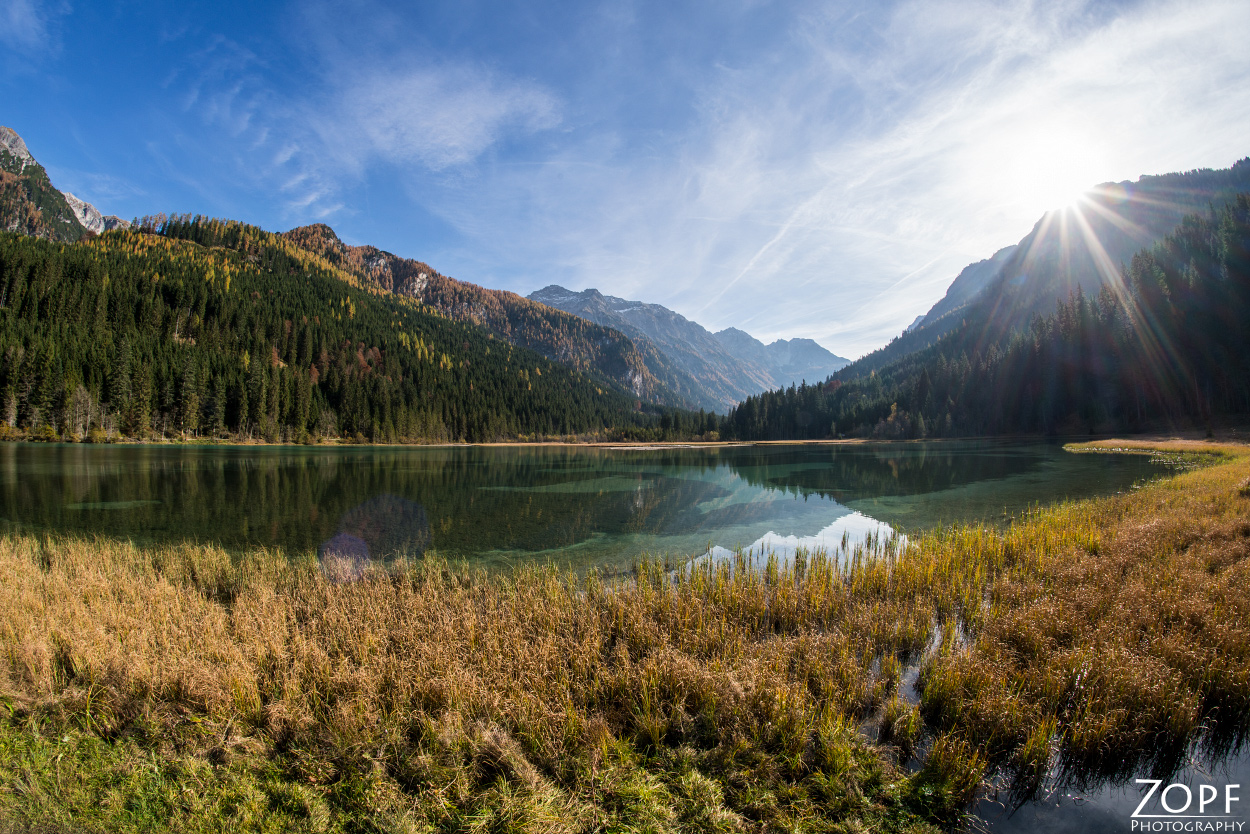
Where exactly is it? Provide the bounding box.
[293,223,342,243]
[531,284,850,409]
[62,191,130,234]
[0,127,33,167]
[0,126,129,236]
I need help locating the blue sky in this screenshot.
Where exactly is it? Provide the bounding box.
[3,0,1249,358]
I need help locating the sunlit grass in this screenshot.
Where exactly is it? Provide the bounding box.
[1,439,1248,831]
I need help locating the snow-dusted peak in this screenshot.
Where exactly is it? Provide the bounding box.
[529,285,585,305]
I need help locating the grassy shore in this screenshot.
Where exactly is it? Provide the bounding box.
[1,440,1247,832]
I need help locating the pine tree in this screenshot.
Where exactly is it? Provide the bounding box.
[178,355,200,436]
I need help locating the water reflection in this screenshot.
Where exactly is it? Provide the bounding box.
[691,510,900,571]
[0,441,1168,569]
[976,748,1250,833]
[318,494,430,581]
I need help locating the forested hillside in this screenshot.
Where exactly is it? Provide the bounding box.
[282,224,697,409]
[0,216,672,444]
[725,196,1250,440]
[843,159,1250,383]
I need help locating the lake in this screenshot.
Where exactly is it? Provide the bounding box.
[0,439,1168,570]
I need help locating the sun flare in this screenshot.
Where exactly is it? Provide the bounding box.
[980,121,1108,215]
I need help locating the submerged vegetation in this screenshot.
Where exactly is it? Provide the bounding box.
[0,441,1247,832]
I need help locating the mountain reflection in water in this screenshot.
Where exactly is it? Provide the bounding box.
[0,440,1168,570]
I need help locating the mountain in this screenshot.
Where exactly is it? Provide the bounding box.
[62,191,130,234]
[0,128,707,435]
[530,285,835,412]
[713,327,849,390]
[529,285,777,411]
[281,224,694,409]
[918,245,1018,328]
[835,158,1250,383]
[971,160,1250,335]
[0,214,681,444]
[725,194,1250,440]
[529,286,850,411]
[0,126,129,241]
[0,127,87,242]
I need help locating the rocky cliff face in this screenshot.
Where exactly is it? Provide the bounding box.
[1,127,85,242]
[0,128,34,169]
[62,191,130,234]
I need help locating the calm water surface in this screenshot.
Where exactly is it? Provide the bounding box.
[0,440,1167,569]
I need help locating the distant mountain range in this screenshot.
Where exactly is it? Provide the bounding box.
[0,126,129,241]
[711,327,850,393]
[528,286,849,412]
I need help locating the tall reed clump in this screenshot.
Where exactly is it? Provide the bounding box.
[919,441,1250,800]
[1,439,1248,832]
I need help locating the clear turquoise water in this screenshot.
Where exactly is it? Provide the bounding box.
[0,440,1167,569]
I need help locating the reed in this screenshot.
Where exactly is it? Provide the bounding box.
[0,439,1247,832]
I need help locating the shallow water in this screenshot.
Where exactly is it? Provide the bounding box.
[975,747,1250,833]
[0,439,1167,570]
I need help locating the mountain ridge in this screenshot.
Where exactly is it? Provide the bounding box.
[0,127,698,416]
[835,158,1250,384]
[281,224,698,409]
[714,327,850,390]
[528,284,768,411]
[725,191,1250,441]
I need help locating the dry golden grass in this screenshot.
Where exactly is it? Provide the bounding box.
[0,440,1247,831]
[0,535,950,830]
[923,441,1250,794]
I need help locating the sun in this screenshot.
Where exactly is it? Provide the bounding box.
[980,121,1109,215]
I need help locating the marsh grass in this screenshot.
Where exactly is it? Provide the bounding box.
[1,439,1248,831]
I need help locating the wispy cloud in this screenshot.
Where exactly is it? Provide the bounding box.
[442,0,1250,358]
[330,67,560,172]
[167,30,563,221]
[42,168,145,213]
[0,0,68,54]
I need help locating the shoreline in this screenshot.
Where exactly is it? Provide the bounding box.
[2,430,1246,451]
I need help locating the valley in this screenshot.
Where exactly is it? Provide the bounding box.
[1,15,1249,828]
